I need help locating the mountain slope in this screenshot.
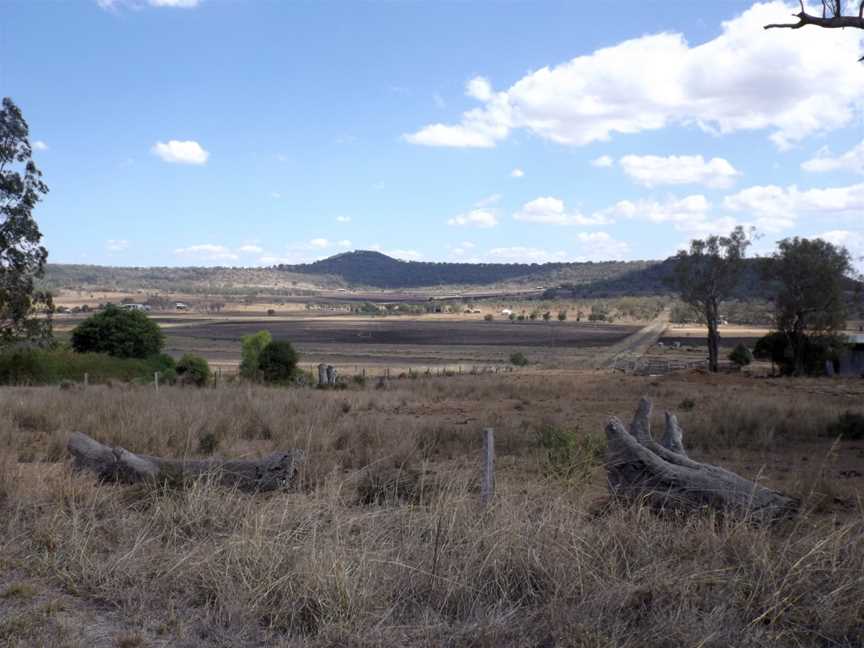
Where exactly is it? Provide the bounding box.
[276,250,659,289]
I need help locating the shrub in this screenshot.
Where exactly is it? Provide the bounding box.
[240,330,272,379]
[510,352,529,367]
[176,354,210,387]
[826,411,864,440]
[754,331,844,375]
[0,348,172,385]
[728,343,753,367]
[257,341,299,384]
[70,305,164,358]
[557,310,567,321]
[537,426,605,482]
[483,314,493,321]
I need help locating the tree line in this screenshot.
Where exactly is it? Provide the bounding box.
[672,227,861,375]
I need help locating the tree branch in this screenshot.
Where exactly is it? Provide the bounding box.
[764,10,864,29]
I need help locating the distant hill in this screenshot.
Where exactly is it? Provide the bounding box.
[276,250,661,290]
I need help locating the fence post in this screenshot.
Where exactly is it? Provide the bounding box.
[83,372,89,388]
[154,372,159,392]
[481,428,495,507]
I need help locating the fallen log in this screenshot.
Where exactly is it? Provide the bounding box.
[605,398,798,524]
[67,432,304,493]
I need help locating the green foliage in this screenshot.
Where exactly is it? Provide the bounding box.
[557,310,567,321]
[257,341,299,384]
[672,226,750,371]
[239,330,272,379]
[826,411,864,440]
[70,305,163,358]
[509,351,529,367]
[0,348,172,385]
[176,353,210,387]
[483,313,493,321]
[753,331,845,376]
[537,426,605,482]
[728,343,753,367]
[0,97,53,347]
[764,237,853,375]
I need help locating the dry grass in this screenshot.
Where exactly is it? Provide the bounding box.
[1,372,863,646]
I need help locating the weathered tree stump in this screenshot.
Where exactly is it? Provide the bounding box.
[605,397,798,524]
[67,432,304,492]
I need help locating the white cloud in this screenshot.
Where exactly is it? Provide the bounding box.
[475,194,501,207]
[239,244,263,254]
[151,140,209,165]
[406,3,864,150]
[106,239,129,252]
[403,77,511,148]
[336,215,352,223]
[510,168,525,178]
[802,140,864,175]
[575,232,630,261]
[601,194,738,235]
[174,244,238,262]
[447,208,499,228]
[98,0,199,8]
[724,182,864,231]
[591,155,614,168]
[337,239,352,248]
[387,249,423,261]
[32,140,48,151]
[309,238,330,249]
[819,230,864,269]
[618,154,740,188]
[513,196,611,226]
[485,247,567,263]
[466,76,494,102]
[270,192,282,199]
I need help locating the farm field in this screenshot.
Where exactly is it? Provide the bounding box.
[56,313,642,374]
[1,370,863,647]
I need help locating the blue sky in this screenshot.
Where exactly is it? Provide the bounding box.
[3,0,863,267]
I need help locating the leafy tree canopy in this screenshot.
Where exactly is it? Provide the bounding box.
[0,97,52,346]
[71,305,164,358]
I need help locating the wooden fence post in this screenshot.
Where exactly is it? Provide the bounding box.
[154,372,159,392]
[83,373,89,388]
[481,428,495,506]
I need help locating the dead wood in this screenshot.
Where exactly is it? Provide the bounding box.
[67,431,303,492]
[605,397,799,524]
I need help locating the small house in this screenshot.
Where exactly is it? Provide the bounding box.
[838,334,864,377]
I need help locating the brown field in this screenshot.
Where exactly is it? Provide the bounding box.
[2,370,864,647]
[55,313,642,374]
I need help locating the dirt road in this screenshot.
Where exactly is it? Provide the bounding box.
[594,309,670,368]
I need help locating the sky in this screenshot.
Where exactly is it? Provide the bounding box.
[2,0,864,268]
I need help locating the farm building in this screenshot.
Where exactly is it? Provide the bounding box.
[838,334,864,377]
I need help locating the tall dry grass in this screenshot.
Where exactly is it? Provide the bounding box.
[1,372,863,646]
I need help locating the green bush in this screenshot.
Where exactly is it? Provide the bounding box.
[537,426,605,482]
[176,353,210,387]
[557,310,567,321]
[239,330,272,379]
[483,313,493,321]
[510,352,529,367]
[0,348,171,385]
[70,305,164,358]
[754,331,844,375]
[728,343,753,367]
[826,411,864,440]
[257,341,299,384]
